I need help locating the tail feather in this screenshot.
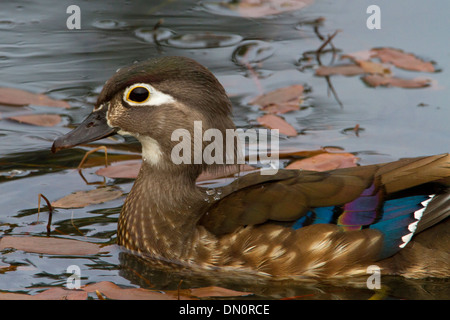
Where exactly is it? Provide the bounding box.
[416,191,450,233]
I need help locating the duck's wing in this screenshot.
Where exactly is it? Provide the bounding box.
[200,154,450,242]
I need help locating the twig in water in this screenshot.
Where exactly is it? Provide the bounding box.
[177,280,183,300]
[77,146,109,170]
[316,30,340,66]
[77,146,108,185]
[153,18,164,46]
[315,30,343,108]
[313,17,326,41]
[37,193,54,236]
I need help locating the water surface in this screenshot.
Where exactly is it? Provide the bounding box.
[0,0,448,299]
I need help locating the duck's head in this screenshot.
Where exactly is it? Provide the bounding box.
[52,56,236,176]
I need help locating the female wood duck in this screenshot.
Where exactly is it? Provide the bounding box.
[52,56,449,280]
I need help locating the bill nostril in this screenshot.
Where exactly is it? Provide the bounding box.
[86,121,94,128]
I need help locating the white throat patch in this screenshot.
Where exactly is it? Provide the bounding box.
[138,136,163,165]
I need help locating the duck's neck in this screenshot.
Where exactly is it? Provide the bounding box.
[118,161,207,260]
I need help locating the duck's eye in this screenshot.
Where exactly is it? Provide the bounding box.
[126,86,150,103]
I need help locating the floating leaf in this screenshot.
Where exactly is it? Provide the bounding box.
[361,75,431,88]
[341,50,375,61]
[168,286,251,298]
[251,85,304,107]
[52,186,123,208]
[215,0,313,18]
[371,48,435,72]
[285,152,358,171]
[315,64,365,77]
[0,281,251,300]
[96,160,141,179]
[0,87,70,108]
[250,85,303,114]
[260,103,300,114]
[0,236,102,255]
[0,288,88,300]
[278,147,345,159]
[8,114,62,127]
[355,60,391,75]
[82,281,191,300]
[257,114,297,136]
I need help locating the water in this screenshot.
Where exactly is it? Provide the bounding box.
[0,0,448,299]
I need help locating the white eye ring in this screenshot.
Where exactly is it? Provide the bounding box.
[123,83,175,107]
[124,83,152,105]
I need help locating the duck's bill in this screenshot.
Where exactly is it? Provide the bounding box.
[51,109,117,153]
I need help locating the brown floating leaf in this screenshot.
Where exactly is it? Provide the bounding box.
[250,84,304,111]
[233,0,313,18]
[0,288,88,300]
[186,286,251,298]
[260,103,300,114]
[0,281,250,300]
[8,114,62,127]
[371,48,435,72]
[96,160,141,179]
[82,281,190,300]
[0,236,102,255]
[285,152,358,171]
[361,74,431,88]
[341,50,375,61]
[257,114,297,136]
[51,186,123,208]
[315,64,365,77]
[250,85,304,115]
[167,286,251,298]
[0,87,70,108]
[355,60,391,75]
[279,147,345,159]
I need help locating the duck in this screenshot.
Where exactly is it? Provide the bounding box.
[52,56,450,280]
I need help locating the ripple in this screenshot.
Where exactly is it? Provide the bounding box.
[341,126,365,136]
[0,20,16,29]
[92,19,127,30]
[134,27,175,43]
[232,40,275,65]
[202,0,313,18]
[165,32,243,49]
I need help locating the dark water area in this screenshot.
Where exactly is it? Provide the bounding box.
[0,0,448,300]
